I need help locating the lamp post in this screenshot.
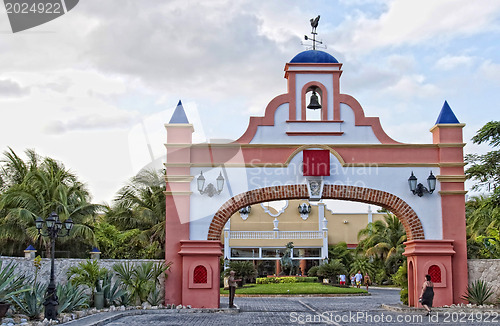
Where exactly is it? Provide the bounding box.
[35,212,73,320]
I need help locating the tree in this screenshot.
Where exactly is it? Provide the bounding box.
[103,168,166,259]
[224,261,257,284]
[328,242,354,269]
[0,148,98,256]
[466,121,500,197]
[357,213,406,265]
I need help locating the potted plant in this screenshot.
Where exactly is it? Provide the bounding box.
[0,261,28,319]
[67,260,108,309]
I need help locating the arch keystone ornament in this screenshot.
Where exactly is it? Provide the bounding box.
[164,49,468,308]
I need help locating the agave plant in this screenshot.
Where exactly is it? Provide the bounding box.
[146,287,163,306]
[102,272,127,307]
[56,282,89,314]
[113,261,170,305]
[462,280,494,305]
[0,261,29,304]
[10,283,47,320]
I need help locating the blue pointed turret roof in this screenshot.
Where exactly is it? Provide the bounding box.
[25,245,36,251]
[90,247,101,253]
[435,100,459,124]
[168,100,189,124]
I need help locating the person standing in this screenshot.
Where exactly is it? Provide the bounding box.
[350,274,355,287]
[339,274,346,286]
[419,274,434,316]
[228,270,241,308]
[355,270,363,289]
[364,272,371,291]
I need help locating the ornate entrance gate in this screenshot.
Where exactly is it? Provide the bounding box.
[164,49,467,308]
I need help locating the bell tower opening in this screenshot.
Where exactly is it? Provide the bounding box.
[306,86,323,121]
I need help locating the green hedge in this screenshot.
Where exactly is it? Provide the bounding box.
[256,277,318,284]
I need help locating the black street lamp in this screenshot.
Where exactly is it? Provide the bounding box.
[408,171,437,197]
[35,212,73,320]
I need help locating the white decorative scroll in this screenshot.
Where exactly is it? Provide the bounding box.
[260,200,289,217]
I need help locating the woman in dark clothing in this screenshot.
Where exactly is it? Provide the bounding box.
[419,274,434,315]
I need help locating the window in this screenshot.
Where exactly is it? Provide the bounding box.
[231,248,258,258]
[193,265,207,284]
[428,265,441,283]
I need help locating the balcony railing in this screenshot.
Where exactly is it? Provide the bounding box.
[228,230,323,240]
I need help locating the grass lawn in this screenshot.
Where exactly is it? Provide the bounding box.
[220,283,368,295]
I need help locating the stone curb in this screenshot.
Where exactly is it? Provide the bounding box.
[61,308,239,326]
[221,293,371,297]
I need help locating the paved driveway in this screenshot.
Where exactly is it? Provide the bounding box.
[104,289,497,325]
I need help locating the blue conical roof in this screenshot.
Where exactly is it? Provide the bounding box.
[168,100,189,124]
[25,245,36,251]
[435,101,459,124]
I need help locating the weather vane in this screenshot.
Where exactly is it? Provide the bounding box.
[302,15,326,50]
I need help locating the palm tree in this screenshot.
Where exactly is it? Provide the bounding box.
[357,213,406,263]
[0,148,99,256]
[104,168,166,258]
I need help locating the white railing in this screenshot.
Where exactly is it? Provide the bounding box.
[229,230,323,240]
[278,231,323,239]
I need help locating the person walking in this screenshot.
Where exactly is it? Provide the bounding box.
[339,274,346,286]
[228,270,241,308]
[419,274,434,316]
[355,270,363,289]
[350,274,355,287]
[364,272,371,291]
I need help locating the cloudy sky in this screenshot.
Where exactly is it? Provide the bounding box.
[0,0,499,204]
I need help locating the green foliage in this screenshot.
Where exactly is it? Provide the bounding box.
[466,121,500,194]
[392,263,408,305]
[318,259,346,282]
[103,168,166,259]
[307,266,319,277]
[294,277,318,283]
[220,282,367,295]
[224,261,257,284]
[0,261,28,303]
[113,261,171,305]
[256,277,317,284]
[328,242,354,268]
[462,280,494,305]
[374,268,390,285]
[349,257,375,277]
[56,282,89,314]
[0,148,99,256]
[102,272,127,307]
[10,283,47,320]
[67,259,108,298]
[147,287,164,306]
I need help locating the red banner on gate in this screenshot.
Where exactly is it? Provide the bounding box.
[302,150,330,176]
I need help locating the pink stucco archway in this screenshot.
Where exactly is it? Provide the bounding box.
[207,184,425,241]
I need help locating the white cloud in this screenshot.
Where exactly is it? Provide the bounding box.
[0,79,30,97]
[435,55,474,70]
[334,0,500,53]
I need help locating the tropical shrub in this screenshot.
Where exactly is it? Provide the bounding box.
[147,287,164,306]
[318,259,346,283]
[224,261,257,284]
[307,266,319,278]
[67,259,108,305]
[0,261,28,304]
[349,257,375,277]
[56,282,89,314]
[462,280,494,305]
[10,283,47,320]
[113,261,170,305]
[102,272,127,307]
[392,263,408,305]
[295,277,318,283]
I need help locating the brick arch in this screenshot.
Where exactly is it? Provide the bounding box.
[207,184,424,241]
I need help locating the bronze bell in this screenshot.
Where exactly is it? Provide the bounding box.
[307,91,322,110]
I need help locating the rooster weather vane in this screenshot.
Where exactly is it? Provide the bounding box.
[303,15,325,50]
